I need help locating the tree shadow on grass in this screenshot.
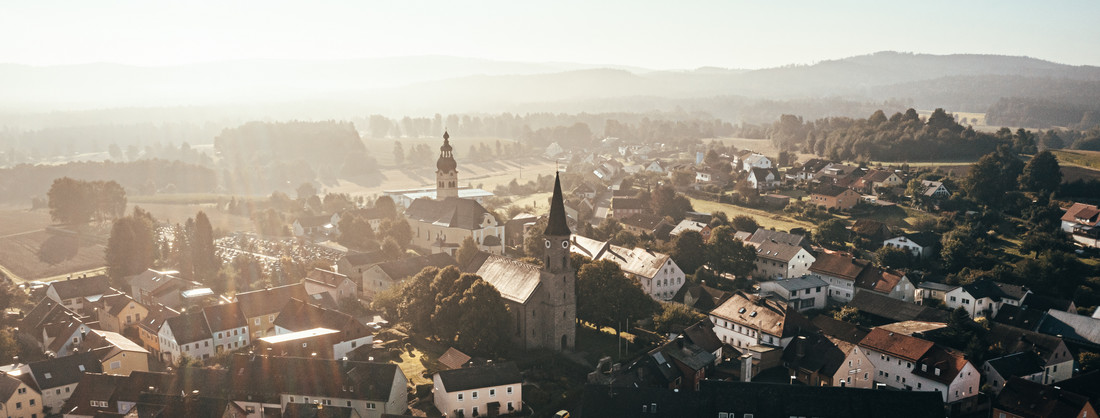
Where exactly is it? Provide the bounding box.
[38,234,80,265]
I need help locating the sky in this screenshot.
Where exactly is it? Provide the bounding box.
[3,0,1099,70]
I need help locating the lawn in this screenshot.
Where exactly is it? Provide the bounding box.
[397,348,434,387]
[689,197,812,232]
[0,230,106,281]
[132,203,256,233]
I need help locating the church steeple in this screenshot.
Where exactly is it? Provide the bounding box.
[436,130,458,199]
[543,172,571,274]
[545,172,570,236]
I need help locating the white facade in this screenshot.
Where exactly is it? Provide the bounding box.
[883,236,931,259]
[40,382,77,413]
[862,346,979,403]
[709,315,789,349]
[157,323,214,364]
[211,325,250,354]
[818,273,856,303]
[635,258,686,301]
[433,377,522,418]
[760,278,828,312]
[741,153,773,172]
[943,288,999,319]
[752,246,815,281]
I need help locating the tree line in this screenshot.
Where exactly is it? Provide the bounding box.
[46,177,127,225]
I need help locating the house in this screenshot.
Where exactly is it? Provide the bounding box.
[0,371,43,418]
[919,180,950,199]
[343,206,390,232]
[1061,202,1100,248]
[20,297,87,355]
[544,142,565,159]
[853,169,904,194]
[645,160,665,173]
[740,153,773,173]
[672,283,732,313]
[783,332,874,388]
[229,355,408,418]
[27,351,104,413]
[982,352,1045,394]
[270,298,373,360]
[79,329,150,377]
[292,213,340,237]
[158,311,214,363]
[43,317,94,358]
[847,292,949,326]
[759,275,828,312]
[943,280,1030,319]
[335,251,386,290]
[618,213,669,236]
[746,228,810,250]
[915,281,957,306]
[855,266,915,302]
[406,197,504,255]
[812,316,870,346]
[789,158,831,181]
[433,362,522,418]
[628,336,716,391]
[93,293,148,334]
[883,232,940,260]
[360,253,455,299]
[45,275,111,313]
[679,319,726,365]
[993,377,1096,418]
[571,183,597,199]
[850,219,891,243]
[810,184,862,211]
[814,163,864,187]
[234,283,309,339]
[135,305,177,357]
[1036,309,1100,351]
[569,235,686,301]
[668,220,711,242]
[708,291,816,349]
[202,303,250,354]
[746,168,781,191]
[304,268,358,302]
[857,328,980,403]
[610,197,647,218]
[745,239,815,280]
[809,252,868,303]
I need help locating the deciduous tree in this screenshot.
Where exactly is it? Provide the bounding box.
[576,259,657,333]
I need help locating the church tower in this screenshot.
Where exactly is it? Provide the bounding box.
[541,171,576,351]
[436,131,458,200]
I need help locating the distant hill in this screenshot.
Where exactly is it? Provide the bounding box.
[2,52,1099,127]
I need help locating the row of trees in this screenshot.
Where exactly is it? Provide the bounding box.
[47,177,127,225]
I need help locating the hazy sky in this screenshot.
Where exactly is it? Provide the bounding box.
[4,0,1099,69]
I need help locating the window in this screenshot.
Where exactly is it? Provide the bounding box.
[255,318,261,325]
[472,391,478,400]
[507,386,513,395]
[368,402,376,409]
[950,296,957,302]
[110,361,121,370]
[490,389,496,397]
[16,401,22,409]
[458,393,464,401]
[269,314,275,322]
[30,399,35,406]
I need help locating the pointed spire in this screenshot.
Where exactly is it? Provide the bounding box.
[545,171,570,236]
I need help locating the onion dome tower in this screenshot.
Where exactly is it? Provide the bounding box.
[436,131,458,199]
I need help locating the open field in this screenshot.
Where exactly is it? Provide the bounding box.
[0,209,52,237]
[0,230,105,281]
[688,197,812,232]
[1052,150,1100,171]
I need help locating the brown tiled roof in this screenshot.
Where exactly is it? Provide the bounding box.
[811,316,869,345]
[855,267,906,294]
[858,328,934,362]
[912,346,970,385]
[747,240,806,263]
[710,292,815,339]
[1062,202,1100,226]
[375,253,456,282]
[202,302,247,332]
[611,197,647,211]
[599,245,672,280]
[406,197,495,230]
[273,298,369,338]
[809,253,868,281]
[813,184,856,198]
[235,283,308,319]
[49,274,110,300]
[437,347,471,370]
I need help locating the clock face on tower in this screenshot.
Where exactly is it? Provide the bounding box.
[544,240,551,248]
[561,240,569,249]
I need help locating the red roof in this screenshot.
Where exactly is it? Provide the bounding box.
[809,253,868,281]
[1063,203,1100,226]
[858,328,934,362]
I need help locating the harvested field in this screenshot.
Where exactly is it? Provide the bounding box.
[0,230,105,281]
